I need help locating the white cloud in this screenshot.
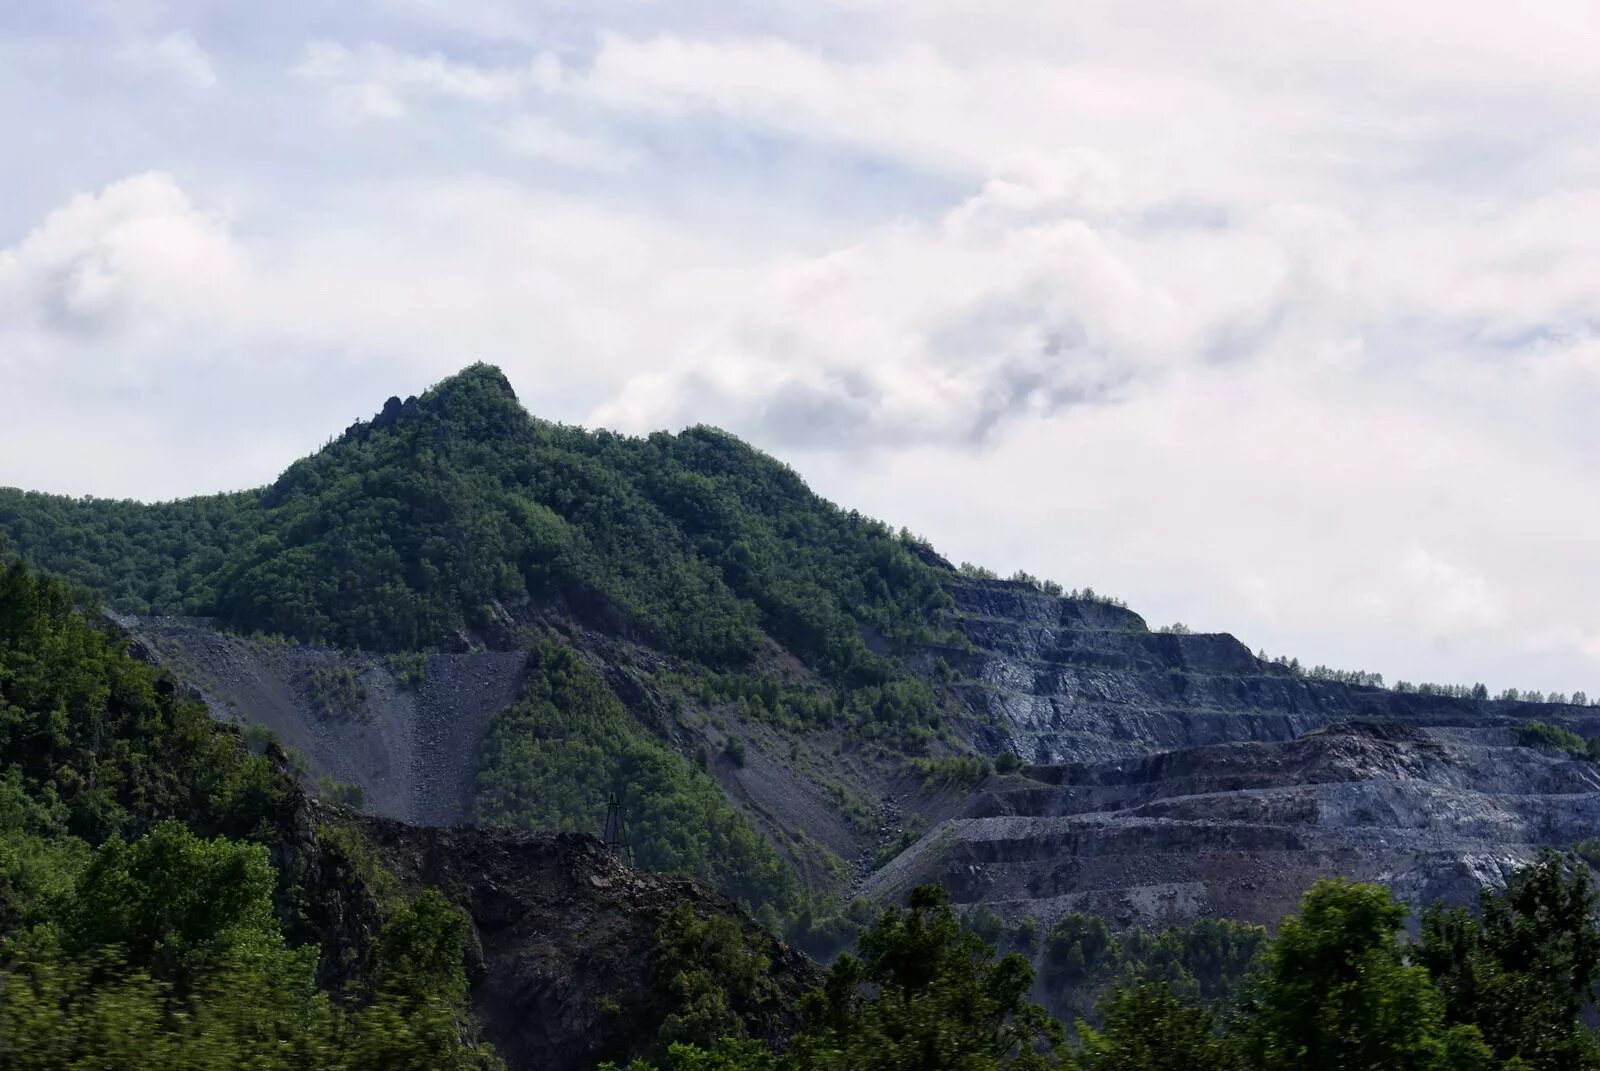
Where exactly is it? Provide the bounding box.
[292,40,560,118]
[497,115,637,172]
[0,171,244,347]
[793,344,1600,694]
[117,32,217,91]
[595,170,1291,444]
[0,169,740,405]
[1400,546,1502,632]
[576,34,1214,192]
[9,1,1600,694]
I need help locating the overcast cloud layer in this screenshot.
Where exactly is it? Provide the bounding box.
[4,1,1600,695]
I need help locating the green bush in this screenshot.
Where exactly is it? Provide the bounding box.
[0,561,289,842]
[316,775,365,808]
[1517,720,1598,759]
[650,903,783,1052]
[387,651,428,689]
[0,824,498,1071]
[908,754,992,788]
[306,662,370,722]
[1417,851,1600,1070]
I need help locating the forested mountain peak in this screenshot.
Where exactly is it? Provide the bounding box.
[295,362,531,486]
[0,366,954,668]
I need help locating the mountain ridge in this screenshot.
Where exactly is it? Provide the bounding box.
[6,363,1599,948]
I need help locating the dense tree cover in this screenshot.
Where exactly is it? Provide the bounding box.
[625,862,1600,1071]
[1239,878,1490,1071]
[1075,984,1236,1071]
[612,884,1065,1071]
[648,902,787,1053]
[1500,688,1596,705]
[0,365,954,683]
[1417,852,1600,1069]
[0,559,287,844]
[1297,662,1387,687]
[1,824,496,1070]
[1037,913,1267,1022]
[0,561,497,1068]
[1275,652,1595,705]
[672,669,952,751]
[0,365,970,765]
[475,640,799,914]
[0,492,258,623]
[1393,680,1491,699]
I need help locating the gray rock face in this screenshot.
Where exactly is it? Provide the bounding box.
[124,617,525,827]
[877,578,1600,925]
[866,721,1600,926]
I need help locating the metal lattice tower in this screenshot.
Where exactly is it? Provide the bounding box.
[603,791,631,863]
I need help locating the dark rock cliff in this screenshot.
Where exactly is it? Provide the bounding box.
[358,820,821,1071]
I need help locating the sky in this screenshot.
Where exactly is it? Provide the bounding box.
[4,1,1600,696]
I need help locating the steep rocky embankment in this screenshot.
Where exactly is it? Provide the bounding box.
[121,613,903,902]
[873,577,1600,925]
[117,626,822,1071]
[358,820,821,1071]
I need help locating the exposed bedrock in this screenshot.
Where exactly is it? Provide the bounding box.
[122,577,1600,933]
[944,577,1600,764]
[886,579,1600,925]
[865,721,1600,927]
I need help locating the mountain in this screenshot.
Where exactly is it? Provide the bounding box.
[5,363,1599,950]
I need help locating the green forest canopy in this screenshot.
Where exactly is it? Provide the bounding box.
[0,364,954,684]
[621,857,1600,1071]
